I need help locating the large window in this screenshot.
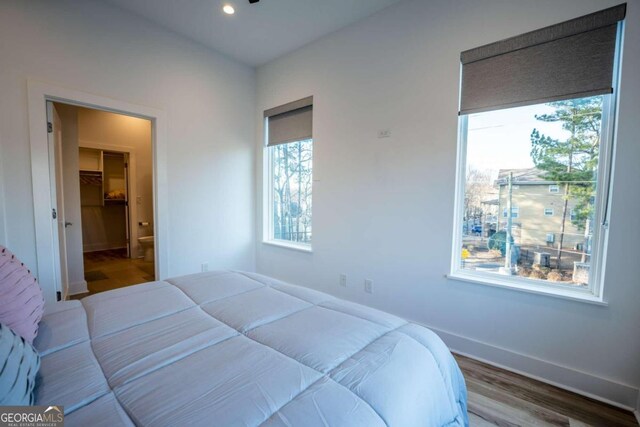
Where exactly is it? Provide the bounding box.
[264,97,313,249]
[456,96,611,292]
[452,5,625,301]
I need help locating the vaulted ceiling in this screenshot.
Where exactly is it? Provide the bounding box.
[103,0,403,66]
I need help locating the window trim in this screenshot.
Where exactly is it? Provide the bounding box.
[446,271,608,306]
[262,239,313,253]
[451,92,618,303]
[262,118,313,250]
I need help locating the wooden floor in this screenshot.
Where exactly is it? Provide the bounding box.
[455,354,638,427]
[76,249,155,296]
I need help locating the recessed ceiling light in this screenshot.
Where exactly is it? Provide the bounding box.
[223,4,235,15]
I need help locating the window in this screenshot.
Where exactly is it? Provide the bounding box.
[264,97,313,249]
[502,207,519,218]
[455,97,615,299]
[452,4,624,301]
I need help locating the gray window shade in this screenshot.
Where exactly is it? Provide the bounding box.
[265,97,313,146]
[460,4,625,115]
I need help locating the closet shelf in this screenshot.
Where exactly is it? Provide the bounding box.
[79,170,103,186]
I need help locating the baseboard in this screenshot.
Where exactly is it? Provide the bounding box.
[426,324,639,412]
[68,280,88,295]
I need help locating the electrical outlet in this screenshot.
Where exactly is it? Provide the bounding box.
[364,279,373,294]
[339,274,347,287]
[201,263,209,272]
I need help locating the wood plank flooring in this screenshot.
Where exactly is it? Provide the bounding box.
[454,354,638,427]
[72,249,155,298]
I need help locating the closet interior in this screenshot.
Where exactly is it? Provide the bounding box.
[79,148,130,255]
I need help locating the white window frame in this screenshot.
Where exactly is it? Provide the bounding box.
[544,208,554,216]
[548,185,560,193]
[262,118,313,252]
[450,91,618,304]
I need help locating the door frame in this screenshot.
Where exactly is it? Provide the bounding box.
[28,80,169,305]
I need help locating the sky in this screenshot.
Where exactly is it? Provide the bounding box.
[466,103,571,180]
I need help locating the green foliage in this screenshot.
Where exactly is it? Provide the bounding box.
[530,97,602,230]
[487,231,513,256]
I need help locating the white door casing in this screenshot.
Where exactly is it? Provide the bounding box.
[28,80,168,305]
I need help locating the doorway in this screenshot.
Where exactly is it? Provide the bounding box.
[50,101,155,297]
[28,81,168,305]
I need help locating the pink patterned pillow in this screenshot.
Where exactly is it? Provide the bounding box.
[0,246,45,343]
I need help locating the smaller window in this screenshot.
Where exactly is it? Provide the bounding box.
[502,207,519,218]
[544,208,554,216]
[570,209,577,221]
[546,233,555,243]
[549,185,560,193]
[264,97,314,248]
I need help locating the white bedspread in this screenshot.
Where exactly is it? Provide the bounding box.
[33,271,468,426]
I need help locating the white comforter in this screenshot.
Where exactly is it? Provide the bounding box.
[33,271,468,426]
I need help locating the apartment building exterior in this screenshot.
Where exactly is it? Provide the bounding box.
[496,168,589,250]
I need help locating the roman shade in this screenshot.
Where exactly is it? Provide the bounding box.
[459,4,626,115]
[265,96,313,147]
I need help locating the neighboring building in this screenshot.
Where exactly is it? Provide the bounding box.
[496,168,589,250]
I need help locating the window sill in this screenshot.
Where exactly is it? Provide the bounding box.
[262,240,313,253]
[446,271,607,306]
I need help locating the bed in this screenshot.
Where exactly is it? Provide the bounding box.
[33,271,468,426]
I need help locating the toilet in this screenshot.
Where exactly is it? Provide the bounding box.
[138,236,154,262]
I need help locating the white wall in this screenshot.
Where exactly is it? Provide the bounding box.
[256,0,640,408]
[0,0,256,284]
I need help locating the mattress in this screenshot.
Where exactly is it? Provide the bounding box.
[33,271,468,426]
